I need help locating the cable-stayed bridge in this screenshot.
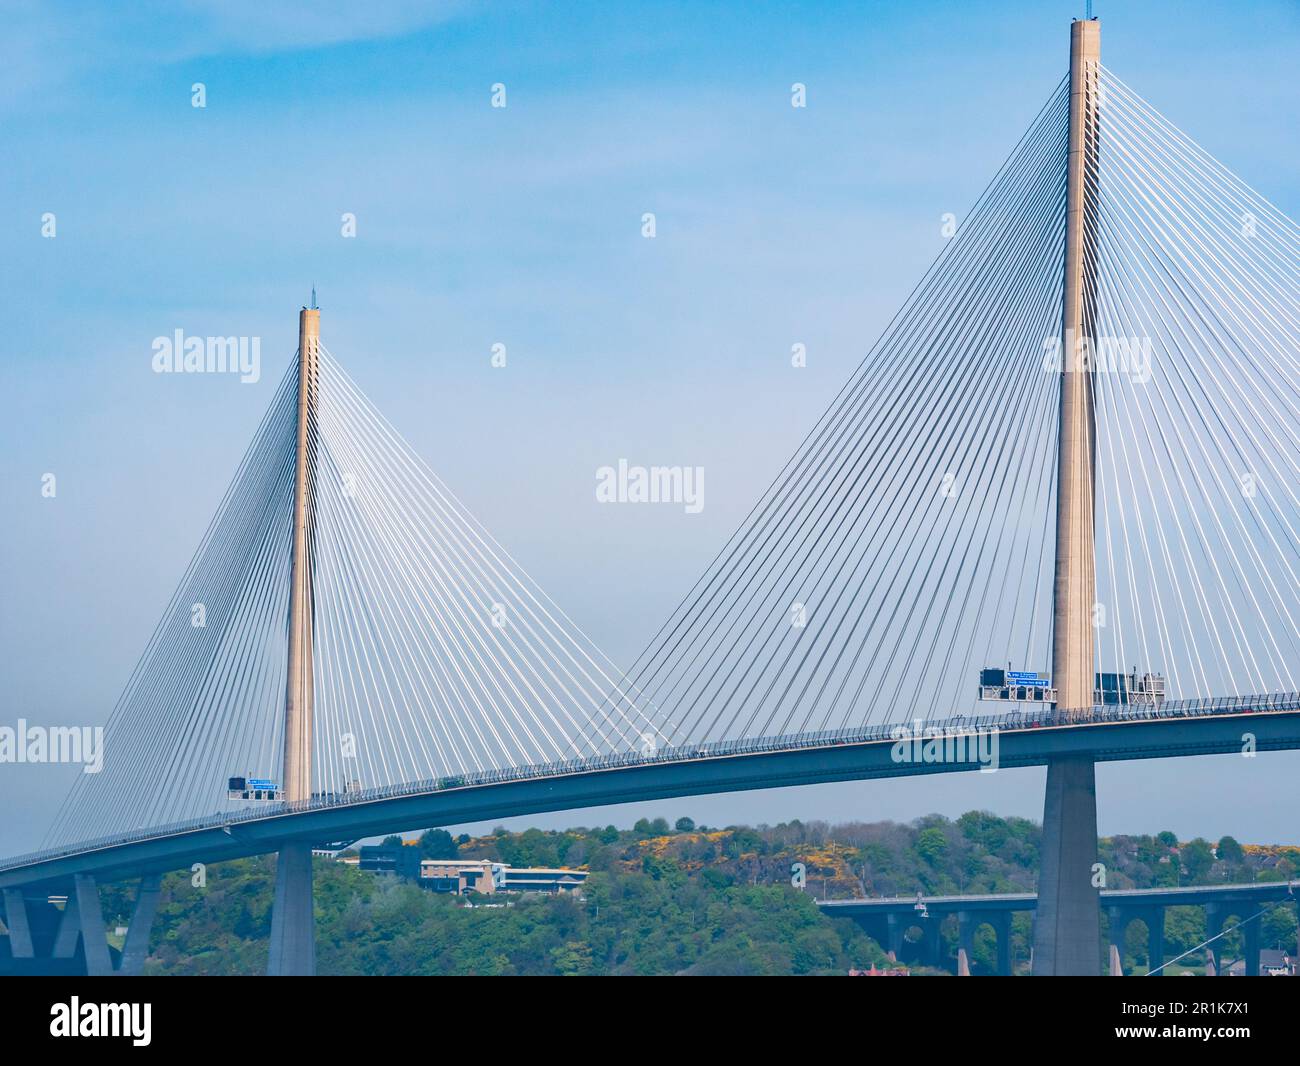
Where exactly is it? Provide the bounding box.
[2,18,1298,976]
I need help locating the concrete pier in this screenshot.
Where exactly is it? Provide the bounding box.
[1,888,34,957]
[1107,904,1166,976]
[119,873,162,976]
[1034,754,1101,973]
[957,911,976,975]
[73,874,113,976]
[267,841,316,976]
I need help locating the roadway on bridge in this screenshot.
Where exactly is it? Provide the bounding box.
[3,702,1297,892]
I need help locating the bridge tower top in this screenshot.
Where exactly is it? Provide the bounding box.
[1052,16,1100,711]
[284,305,319,802]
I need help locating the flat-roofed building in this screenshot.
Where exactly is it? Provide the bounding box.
[500,867,589,894]
[418,859,588,896]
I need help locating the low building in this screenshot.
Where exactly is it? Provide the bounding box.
[1263,951,1296,976]
[420,859,503,894]
[358,843,422,880]
[499,867,589,894]
[418,859,587,896]
[1225,950,1296,977]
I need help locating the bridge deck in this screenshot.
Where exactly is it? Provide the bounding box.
[3,695,1298,891]
[818,881,1299,914]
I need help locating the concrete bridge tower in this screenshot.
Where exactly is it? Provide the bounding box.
[1033,16,1102,976]
[267,300,320,976]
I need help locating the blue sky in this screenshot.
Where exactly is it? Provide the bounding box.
[2,0,1298,854]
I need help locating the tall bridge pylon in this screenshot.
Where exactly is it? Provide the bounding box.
[267,305,320,976]
[1036,15,1103,978]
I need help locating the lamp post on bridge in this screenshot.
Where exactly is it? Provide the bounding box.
[267,299,320,977]
[1033,16,1103,977]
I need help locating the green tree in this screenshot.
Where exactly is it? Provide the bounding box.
[418,829,458,859]
[916,827,949,867]
[550,940,594,976]
[1216,836,1244,864]
[957,811,1009,852]
[1180,838,1216,882]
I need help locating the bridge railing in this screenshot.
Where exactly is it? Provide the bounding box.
[4,691,1298,875]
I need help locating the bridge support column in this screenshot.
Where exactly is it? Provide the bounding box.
[1033,755,1101,975]
[884,913,905,961]
[73,874,113,976]
[267,842,316,976]
[1145,907,1165,976]
[1106,905,1129,976]
[119,873,162,976]
[956,911,976,976]
[1,888,34,957]
[991,912,1013,975]
[51,891,81,958]
[1205,902,1225,976]
[1243,916,1261,977]
[923,918,943,969]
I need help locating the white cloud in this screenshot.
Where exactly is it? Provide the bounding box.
[0,0,467,109]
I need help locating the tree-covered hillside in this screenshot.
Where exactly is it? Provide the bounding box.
[92,812,1298,976]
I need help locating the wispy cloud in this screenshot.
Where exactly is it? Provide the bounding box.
[0,0,467,109]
